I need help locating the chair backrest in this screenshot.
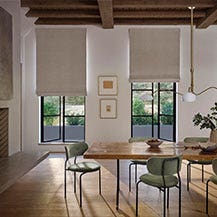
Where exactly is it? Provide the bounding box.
[212,158,217,175]
[128,137,149,143]
[147,156,182,176]
[65,142,88,160]
[184,137,209,143]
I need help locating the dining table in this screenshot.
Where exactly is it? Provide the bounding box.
[84,141,217,210]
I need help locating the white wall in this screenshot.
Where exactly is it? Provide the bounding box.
[20,14,217,152]
[178,27,217,140]
[0,1,21,155]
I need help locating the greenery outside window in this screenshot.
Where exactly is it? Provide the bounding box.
[41,96,85,143]
[131,82,176,141]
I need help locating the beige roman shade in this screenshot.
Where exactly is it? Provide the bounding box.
[129,28,180,82]
[36,28,86,96]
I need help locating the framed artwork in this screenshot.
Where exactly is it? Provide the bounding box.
[98,76,118,96]
[100,99,117,119]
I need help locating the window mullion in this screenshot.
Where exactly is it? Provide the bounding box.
[62,96,65,142]
[41,97,44,142]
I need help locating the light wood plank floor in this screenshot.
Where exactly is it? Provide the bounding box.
[0,154,217,217]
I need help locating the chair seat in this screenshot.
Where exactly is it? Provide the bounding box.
[67,162,100,173]
[130,159,147,165]
[188,159,212,165]
[140,173,178,188]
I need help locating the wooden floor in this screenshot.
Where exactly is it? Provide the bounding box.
[0,154,217,217]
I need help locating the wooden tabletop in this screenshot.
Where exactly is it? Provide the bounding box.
[84,141,217,160]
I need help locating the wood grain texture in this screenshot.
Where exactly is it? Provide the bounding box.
[97,0,113,28]
[84,141,217,160]
[197,4,217,28]
[0,154,157,217]
[0,154,217,216]
[21,0,217,27]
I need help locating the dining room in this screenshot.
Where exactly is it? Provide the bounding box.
[0,0,217,216]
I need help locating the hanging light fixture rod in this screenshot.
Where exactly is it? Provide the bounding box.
[187,6,217,97]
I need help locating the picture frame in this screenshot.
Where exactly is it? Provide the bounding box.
[100,99,117,119]
[98,76,118,96]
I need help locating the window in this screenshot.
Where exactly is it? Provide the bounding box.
[131,82,176,141]
[41,96,85,143]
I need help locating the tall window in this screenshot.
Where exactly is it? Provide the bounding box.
[41,96,85,143]
[131,82,176,141]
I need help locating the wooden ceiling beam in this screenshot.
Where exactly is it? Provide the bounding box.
[114,0,216,9]
[26,9,100,18]
[114,10,205,18]
[97,0,114,29]
[196,4,217,28]
[114,18,195,25]
[21,0,98,9]
[35,18,101,25]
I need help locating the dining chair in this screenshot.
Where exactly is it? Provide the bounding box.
[136,156,182,217]
[184,137,211,191]
[206,158,217,215]
[128,137,148,191]
[64,142,101,207]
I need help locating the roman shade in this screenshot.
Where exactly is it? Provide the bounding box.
[129,28,180,82]
[36,28,86,96]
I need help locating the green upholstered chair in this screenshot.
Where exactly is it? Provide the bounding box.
[64,142,101,207]
[136,156,182,217]
[206,158,217,214]
[128,137,149,191]
[184,137,211,191]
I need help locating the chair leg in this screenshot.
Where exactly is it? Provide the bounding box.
[74,172,76,193]
[167,188,169,209]
[136,180,141,216]
[179,182,181,217]
[64,169,66,198]
[99,169,101,195]
[206,180,210,214]
[163,188,166,217]
[129,163,133,192]
[202,165,204,182]
[79,173,85,207]
[187,163,191,191]
[135,164,138,183]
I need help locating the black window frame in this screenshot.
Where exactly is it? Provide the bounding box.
[41,96,85,143]
[131,82,176,142]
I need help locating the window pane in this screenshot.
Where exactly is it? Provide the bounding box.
[144,101,153,115]
[160,115,173,125]
[132,117,152,137]
[43,96,60,115]
[133,95,145,115]
[160,82,173,90]
[132,83,152,89]
[65,96,85,116]
[64,117,85,141]
[159,116,174,140]
[44,117,59,126]
[160,91,174,115]
[43,117,60,141]
[65,117,84,126]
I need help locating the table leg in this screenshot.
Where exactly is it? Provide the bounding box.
[116,159,120,210]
